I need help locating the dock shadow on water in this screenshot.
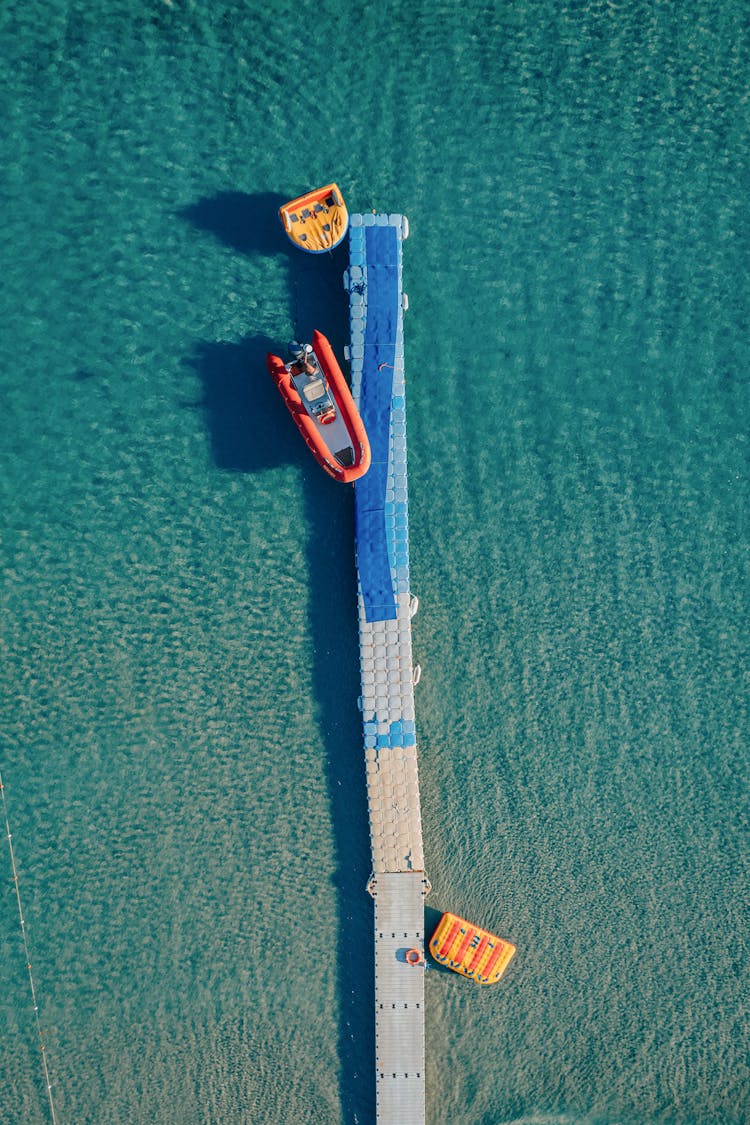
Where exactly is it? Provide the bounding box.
[182,192,375,1123]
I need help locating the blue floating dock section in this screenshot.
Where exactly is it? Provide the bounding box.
[345,212,428,1125]
[350,222,404,622]
[344,213,423,825]
[345,211,426,868]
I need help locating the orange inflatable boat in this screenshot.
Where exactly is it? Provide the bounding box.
[266,330,371,483]
[429,912,516,984]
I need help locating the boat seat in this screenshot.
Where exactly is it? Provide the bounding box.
[302,378,325,402]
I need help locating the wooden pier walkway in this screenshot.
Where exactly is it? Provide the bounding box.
[346,214,429,1125]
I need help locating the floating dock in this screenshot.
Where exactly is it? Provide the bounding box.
[345,214,429,1125]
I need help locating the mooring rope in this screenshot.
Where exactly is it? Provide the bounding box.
[0,770,58,1124]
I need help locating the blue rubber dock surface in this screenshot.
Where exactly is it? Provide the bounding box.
[353,223,402,622]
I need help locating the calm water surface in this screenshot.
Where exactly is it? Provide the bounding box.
[1,2,748,1123]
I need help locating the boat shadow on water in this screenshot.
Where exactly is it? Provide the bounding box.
[178,190,290,258]
[182,192,376,1124]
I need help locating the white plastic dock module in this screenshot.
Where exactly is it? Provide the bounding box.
[347,213,428,1125]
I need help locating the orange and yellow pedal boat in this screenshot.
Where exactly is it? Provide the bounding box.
[429,912,516,983]
[279,183,348,253]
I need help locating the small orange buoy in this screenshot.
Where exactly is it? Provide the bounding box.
[406,947,423,967]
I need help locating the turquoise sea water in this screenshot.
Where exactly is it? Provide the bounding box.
[1,2,748,1122]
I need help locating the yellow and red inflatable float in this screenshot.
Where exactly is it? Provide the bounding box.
[429,912,516,983]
